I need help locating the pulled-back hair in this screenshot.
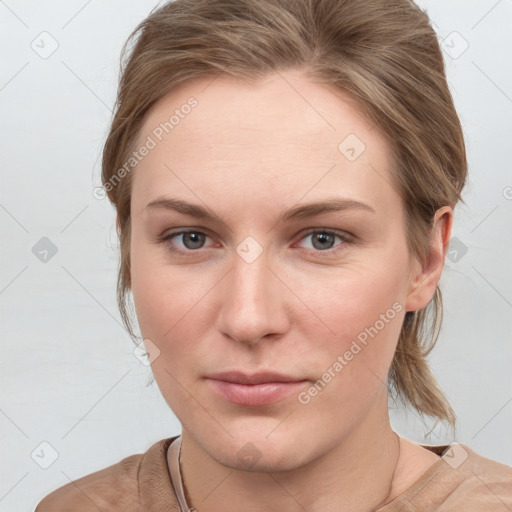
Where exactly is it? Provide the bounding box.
[102,0,467,428]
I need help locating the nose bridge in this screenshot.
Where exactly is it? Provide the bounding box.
[216,242,286,343]
[230,248,274,317]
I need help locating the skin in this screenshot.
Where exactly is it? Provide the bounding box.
[126,69,452,511]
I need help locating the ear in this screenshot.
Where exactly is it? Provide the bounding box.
[405,206,453,312]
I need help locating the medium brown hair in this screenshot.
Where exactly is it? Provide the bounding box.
[102,0,467,428]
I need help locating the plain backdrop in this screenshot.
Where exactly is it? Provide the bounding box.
[1,1,511,510]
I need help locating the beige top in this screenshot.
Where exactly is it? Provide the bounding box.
[35,435,512,511]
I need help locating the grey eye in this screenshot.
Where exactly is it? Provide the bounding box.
[178,232,207,250]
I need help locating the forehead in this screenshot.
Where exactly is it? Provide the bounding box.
[131,70,399,218]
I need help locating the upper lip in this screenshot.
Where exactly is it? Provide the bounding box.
[206,371,306,385]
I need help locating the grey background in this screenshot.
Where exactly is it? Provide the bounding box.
[0,0,511,510]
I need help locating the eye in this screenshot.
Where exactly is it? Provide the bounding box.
[158,229,213,254]
[296,229,352,255]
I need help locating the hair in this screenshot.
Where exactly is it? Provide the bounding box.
[102,0,467,428]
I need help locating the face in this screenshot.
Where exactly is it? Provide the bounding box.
[128,69,431,471]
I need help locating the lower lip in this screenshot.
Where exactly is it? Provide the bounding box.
[207,379,308,406]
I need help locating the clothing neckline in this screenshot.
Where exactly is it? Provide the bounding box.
[163,435,456,512]
[168,436,189,511]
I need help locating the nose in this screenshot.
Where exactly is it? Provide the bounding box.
[215,250,289,346]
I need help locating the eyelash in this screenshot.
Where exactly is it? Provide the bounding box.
[157,228,354,258]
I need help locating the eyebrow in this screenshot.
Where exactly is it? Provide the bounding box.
[145,196,376,226]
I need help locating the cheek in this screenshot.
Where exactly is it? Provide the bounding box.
[130,242,219,381]
[314,260,406,342]
[301,258,408,398]
[130,234,198,336]
[288,265,407,438]
[130,256,210,413]
[130,240,176,349]
[131,268,208,344]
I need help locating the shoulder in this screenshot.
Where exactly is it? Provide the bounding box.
[455,444,512,508]
[35,453,143,512]
[34,439,170,512]
[419,443,512,510]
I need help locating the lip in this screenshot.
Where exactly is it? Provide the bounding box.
[205,371,309,406]
[207,370,305,385]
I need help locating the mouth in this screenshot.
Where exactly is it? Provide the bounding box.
[205,370,309,406]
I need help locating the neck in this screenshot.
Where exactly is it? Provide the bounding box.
[178,401,402,512]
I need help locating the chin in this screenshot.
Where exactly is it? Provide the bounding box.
[201,422,318,473]
[218,441,308,473]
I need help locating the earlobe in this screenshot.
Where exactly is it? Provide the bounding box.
[405,206,453,312]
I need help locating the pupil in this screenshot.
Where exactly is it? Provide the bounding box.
[185,232,204,249]
[314,233,333,250]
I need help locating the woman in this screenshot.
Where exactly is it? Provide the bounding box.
[36,0,512,510]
